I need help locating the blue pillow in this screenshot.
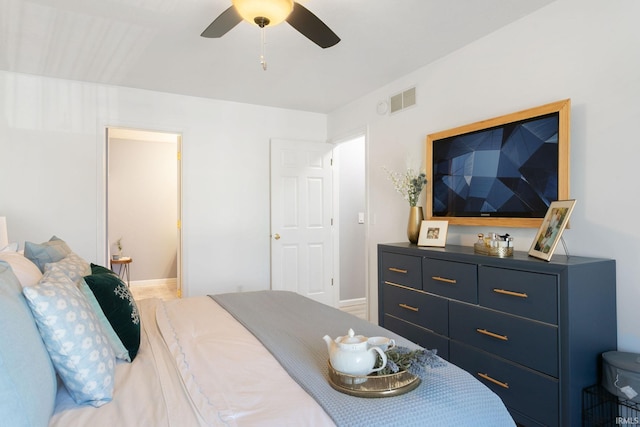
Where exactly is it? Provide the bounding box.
[24,236,72,272]
[0,260,57,427]
[23,269,115,407]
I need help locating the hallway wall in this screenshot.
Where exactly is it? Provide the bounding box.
[108,132,178,281]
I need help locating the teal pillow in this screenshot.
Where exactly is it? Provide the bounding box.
[0,260,57,427]
[23,269,115,407]
[84,273,140,360]
[24,236,72,272]
[90,263,116,276]
[78,279,131,362]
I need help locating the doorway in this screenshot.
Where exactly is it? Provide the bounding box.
[333,135,367,319]
[106,127,182,299]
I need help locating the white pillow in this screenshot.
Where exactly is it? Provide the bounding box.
[0,251,43,287]
[22,269,116,407]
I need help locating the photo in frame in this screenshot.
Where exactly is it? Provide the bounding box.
[528,200,576,261]
[418,220,449,247]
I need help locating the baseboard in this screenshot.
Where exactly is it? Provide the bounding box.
[130,278,177,288]
[339,297,368,320]
[339,297,366,307]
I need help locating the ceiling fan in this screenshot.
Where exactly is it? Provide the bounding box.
[201,0,340,49]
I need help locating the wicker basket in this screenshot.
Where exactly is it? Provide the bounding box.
[327,361,421,398]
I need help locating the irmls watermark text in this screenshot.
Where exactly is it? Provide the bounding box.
[616,417,640,425]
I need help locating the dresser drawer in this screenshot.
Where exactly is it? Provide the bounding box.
[479,266,558,324]
[383,284,448,335]
[450,341,559,427]
[380,252,422,290]
[450,302,558,377]
[384,315,449,359]
[422,258,477,303]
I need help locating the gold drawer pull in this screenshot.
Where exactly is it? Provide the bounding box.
[432,276,457,284]
[476,328,508,341]
[477,372,509,389]
[493,288,528,298]
[399,303,419,312]
[388,267,408,274]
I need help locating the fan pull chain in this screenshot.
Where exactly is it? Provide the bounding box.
[260,26,267,71]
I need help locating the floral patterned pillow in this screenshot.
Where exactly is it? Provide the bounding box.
[44,252,91,285]
[22,269,115,407]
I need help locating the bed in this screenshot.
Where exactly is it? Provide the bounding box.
[0,237,515,427]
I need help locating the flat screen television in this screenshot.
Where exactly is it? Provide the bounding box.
[426,99,570,228]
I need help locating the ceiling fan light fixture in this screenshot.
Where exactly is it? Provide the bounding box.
[232,0,294,27]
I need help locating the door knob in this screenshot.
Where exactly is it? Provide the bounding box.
[274,233,280,240]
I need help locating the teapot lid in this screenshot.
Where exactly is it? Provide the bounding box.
[337,328,367,344]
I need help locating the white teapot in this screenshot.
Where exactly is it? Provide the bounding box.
[323,328,387,376]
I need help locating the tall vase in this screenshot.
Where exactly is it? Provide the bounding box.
[407,206,424,244]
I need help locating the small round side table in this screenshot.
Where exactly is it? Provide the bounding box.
[110,257,132,287]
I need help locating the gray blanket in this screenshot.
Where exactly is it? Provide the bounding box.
[211,290,514,427]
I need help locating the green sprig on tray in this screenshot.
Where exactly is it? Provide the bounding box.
[375,346,446,377]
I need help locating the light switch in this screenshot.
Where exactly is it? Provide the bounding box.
[358,212,365,224]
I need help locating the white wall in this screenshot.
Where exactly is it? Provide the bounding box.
[328,0,640,352]
[0,71,327,297]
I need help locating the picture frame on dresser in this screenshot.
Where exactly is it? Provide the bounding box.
[417,220,448,247]
[528,199,576,261]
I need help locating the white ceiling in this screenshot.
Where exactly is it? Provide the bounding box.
[2,0,555,113]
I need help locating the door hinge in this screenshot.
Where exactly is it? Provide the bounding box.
[330,157,333,166]
[331,218,333,226]
[177,219,181,229]
[177,151,181,161]
[331,278,334,286]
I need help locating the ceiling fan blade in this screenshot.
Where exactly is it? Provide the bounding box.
[286,3,340,48]
[201,6,242,38]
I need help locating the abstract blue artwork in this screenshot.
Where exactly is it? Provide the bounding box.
[431,113,559,218]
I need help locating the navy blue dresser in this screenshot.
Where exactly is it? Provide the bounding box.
[378,243,617,427]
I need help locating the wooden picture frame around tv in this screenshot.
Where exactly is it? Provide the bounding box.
[425,99,570,228]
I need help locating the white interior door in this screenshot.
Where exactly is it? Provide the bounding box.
[270,139,335,307]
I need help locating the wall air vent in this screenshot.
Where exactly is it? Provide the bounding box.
[389,86,416,114]
[390,93,403,114]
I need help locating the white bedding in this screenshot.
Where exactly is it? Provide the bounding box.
[156,296,335,426]
[49,295,513,427]
[49,298,204,427]
[49,296,334,427]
